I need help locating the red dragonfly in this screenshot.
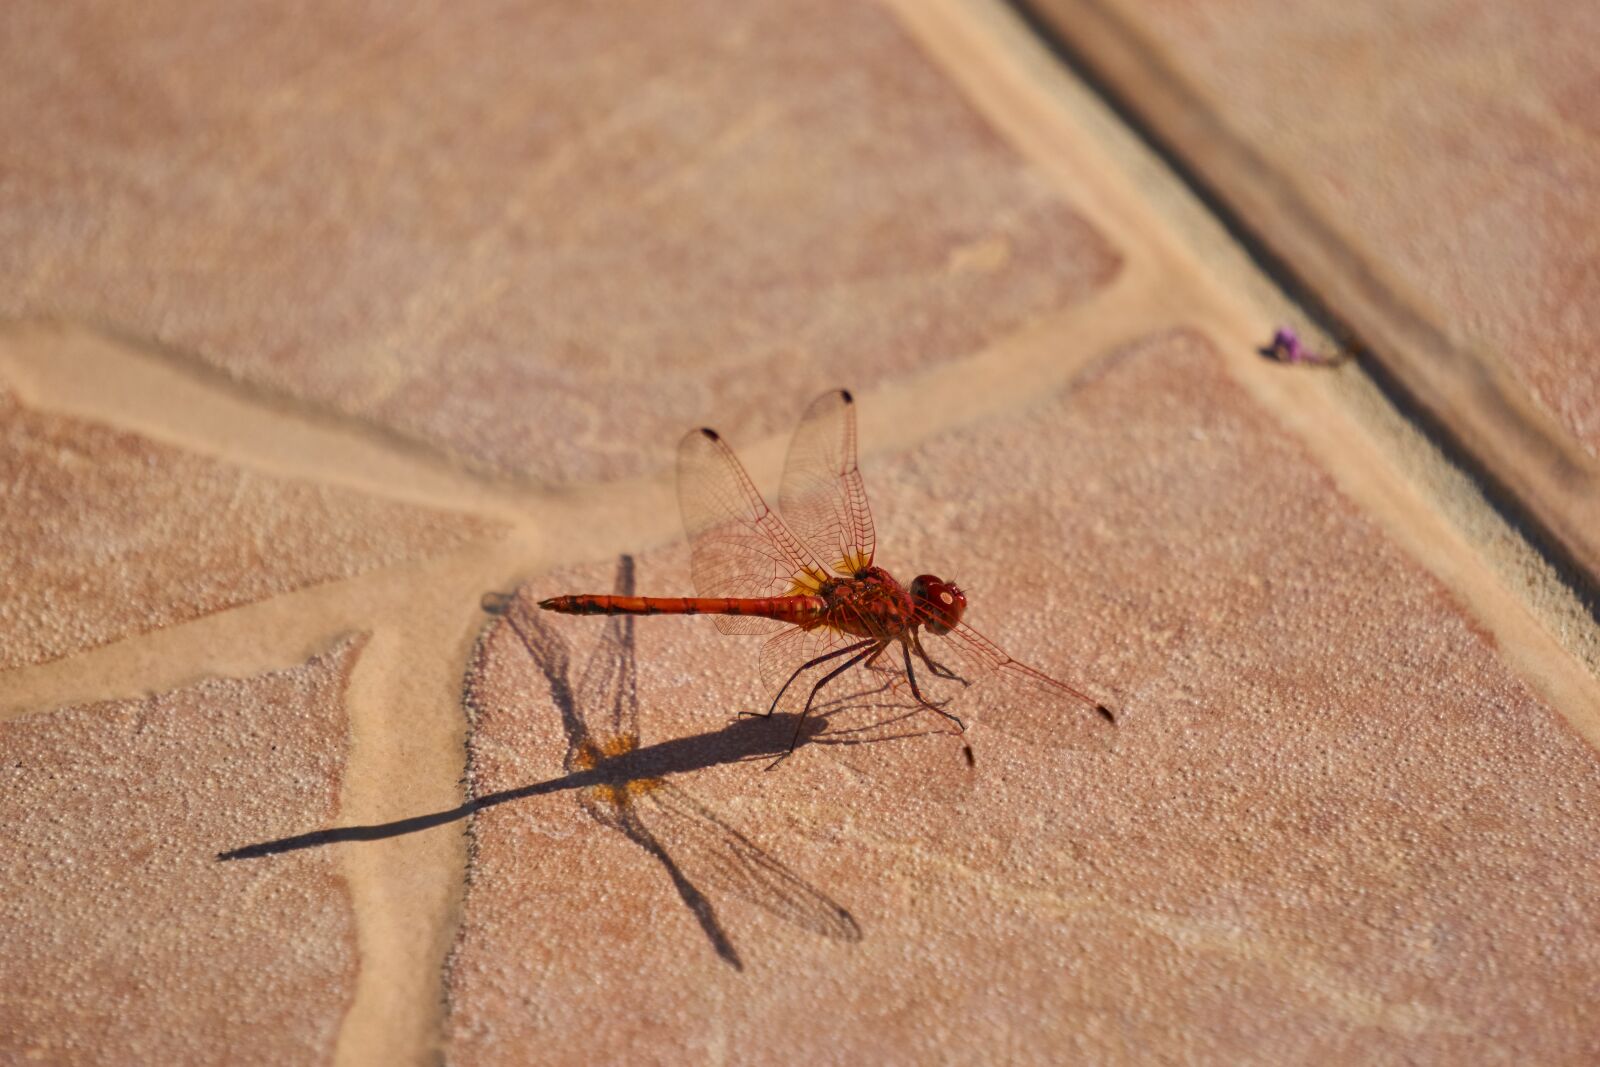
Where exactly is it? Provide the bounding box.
[540,389,1115,760]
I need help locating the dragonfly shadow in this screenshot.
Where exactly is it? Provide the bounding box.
[214,711,854,862]
[220,557,923,970]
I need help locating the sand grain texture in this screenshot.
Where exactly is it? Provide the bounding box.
[0,386,495,670]
[0,634,367,1065]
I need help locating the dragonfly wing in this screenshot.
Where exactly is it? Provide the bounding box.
[912,615,1114,751]
[633,782,862,942]
[757,623,869,717]
[779,389,875,577]
[678,426,828,635]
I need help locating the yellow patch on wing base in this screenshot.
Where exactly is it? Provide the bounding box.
[786,565,832,596]
[834,550,872,576]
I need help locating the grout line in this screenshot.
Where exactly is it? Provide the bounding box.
[1197,309,1600,751]
[0,317,535,528]
[0,316,700,575]
[997,0,1385,353]
[0,540,522,722]
[0,533,529,1066]
[329,543,524,1067]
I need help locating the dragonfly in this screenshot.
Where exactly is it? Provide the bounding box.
[540,389,1115,761]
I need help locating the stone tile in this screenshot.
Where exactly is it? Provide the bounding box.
[1127,0,1600,450]
[0,386,496,670]
[0,1,1120,484]
[0,635,364,1065]
[1025,0,1600,581]
[446,331,1600,1062]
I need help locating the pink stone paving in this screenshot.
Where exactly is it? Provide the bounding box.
[0,386,494,670]
[4,3,1596,1061]
[0,635,365,1064]
[0,0,1120,484]
[1042,0,1600,457]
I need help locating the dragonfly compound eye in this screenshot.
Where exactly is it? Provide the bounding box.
[911,574,966,635]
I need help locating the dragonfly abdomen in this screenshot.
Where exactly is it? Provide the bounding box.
[539,593,825,623]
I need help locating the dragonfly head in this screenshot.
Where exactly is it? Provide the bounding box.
[910,574,966,635]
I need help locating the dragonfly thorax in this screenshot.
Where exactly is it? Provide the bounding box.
[813,567,968,640]
[816,567,919,639]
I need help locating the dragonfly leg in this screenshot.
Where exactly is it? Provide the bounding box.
[769,642,881,767]
[911,630,968,685]
[902,644,966,732]
[745,637,874,720]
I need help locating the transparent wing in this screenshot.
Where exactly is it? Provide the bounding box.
[779,389,875,577]
[632,782,862,942]
[573,555,639,741]
[678,426,829,635]
[757,623,866,717]
[909,607,1115,752]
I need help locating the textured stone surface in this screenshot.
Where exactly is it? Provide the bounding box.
[6,1,1597,1060]
[0,0,1120,484]
[0,386,494,670]
[445,332,1600,1063]
[1111,0,1600,455]
[1020,0,1600,587]
[0,635,364,1065]
[1024,0,1600,454]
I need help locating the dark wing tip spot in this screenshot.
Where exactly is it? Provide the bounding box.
[839,388,854,404]
[699,427,720,441]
